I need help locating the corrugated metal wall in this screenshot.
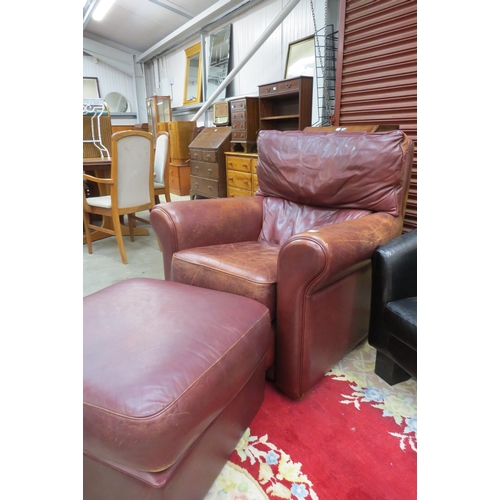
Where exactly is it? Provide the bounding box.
[333,0,417,232]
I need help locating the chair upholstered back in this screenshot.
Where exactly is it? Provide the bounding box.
[154,132,169,187]
[256,130,413,245]
[114,134,153,209]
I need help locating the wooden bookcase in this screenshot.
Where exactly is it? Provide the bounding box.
[258,76,313,131]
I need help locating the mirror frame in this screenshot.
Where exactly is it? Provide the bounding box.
[207,24,232,102]
[83,77,100,98]
[284,35,315,79]
[183,42,202,106]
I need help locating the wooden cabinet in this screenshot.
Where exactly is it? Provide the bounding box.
[258,76,313,131]
[157,120,195,197]
[146,96,172,142]
[225,152,258,197]
[189,126,232,199]
[228,97,260,152]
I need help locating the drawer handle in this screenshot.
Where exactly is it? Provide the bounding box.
[193,153,198,159]
[169,169,173,174]
[286,83,291,88]
[244,179,249,184]
[208,168,212,174]
[228,176,234,180]
[195,166,199,171]
[195,182,199,188]
[208,185,212,191]
[206,154,211,160]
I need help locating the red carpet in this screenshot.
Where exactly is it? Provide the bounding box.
[205,340,417,500]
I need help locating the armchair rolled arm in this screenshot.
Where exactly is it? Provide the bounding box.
[278,212,403,294]
[150,196,264,280]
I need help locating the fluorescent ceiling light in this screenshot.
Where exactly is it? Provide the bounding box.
[92,0,116,21]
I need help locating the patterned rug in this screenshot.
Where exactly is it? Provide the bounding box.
[204,340,417,500]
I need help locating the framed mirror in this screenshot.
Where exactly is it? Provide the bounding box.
[104,92,130,112]
[207,25,232,102]
[83,77,100,98]
[284,35,315,79]
[183,42,202,106]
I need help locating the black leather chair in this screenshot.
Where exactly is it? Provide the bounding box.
[368,229,417,385]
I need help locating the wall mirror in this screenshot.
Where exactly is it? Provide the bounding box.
[104,92,130,112]
[207,25,232,102]
[183,42,202,106]
[83,77,100,98]
[284,35,315,79]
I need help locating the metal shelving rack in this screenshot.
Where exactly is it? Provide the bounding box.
[313,24,338,126]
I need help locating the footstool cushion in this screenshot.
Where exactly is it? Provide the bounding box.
[83,278,271,499]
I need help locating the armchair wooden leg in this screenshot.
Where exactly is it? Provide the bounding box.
[112,212,128,264]
[83,211,93,254]
[374,351,411,386]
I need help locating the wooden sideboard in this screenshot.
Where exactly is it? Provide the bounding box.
[225,152,258,197]
[189,126,232,199]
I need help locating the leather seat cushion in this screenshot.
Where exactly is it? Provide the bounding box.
[172,241,280,319]
[384,297,417,350]
[83,278,271,473]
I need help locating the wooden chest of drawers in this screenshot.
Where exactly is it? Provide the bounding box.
[189,126,232,199]
[228,96,259,152]
[225,152,259,197]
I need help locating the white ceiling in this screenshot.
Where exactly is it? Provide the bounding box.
[83,0,237,55]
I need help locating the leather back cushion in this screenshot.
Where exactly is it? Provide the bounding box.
[256,130,413,216]
[258,198,370,245]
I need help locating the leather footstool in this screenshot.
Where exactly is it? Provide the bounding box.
[83,278,271,500]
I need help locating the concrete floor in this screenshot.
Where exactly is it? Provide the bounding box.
[83,194,189,297]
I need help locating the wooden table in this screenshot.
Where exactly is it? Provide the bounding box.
[83,157,149,244]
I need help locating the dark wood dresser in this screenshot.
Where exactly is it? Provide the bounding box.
[228,96,260,152]
[189,126,232,199]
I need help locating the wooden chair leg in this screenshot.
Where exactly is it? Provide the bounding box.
[128,214,136,242]
[112,212,128,264]
[83,210,93,254]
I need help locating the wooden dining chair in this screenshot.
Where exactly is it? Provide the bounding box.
[131,130,171,236]
[153,131,171,204]
[83,130,154,264]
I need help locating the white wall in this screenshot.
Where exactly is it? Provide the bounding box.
[83,55,137,124]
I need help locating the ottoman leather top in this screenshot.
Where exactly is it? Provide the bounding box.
[83,278,271,473]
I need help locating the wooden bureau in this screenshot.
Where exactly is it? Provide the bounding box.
[189,126,232,199]
[228,96,260,152]
[225,152,259,197]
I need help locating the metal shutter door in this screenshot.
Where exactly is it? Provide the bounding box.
[333,0,417,232]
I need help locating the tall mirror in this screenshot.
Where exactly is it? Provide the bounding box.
[183,42,202,106]
[207,25,232,102]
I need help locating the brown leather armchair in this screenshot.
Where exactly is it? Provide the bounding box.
[151,130,413,399]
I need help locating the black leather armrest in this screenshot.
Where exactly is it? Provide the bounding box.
[372,228,417,305]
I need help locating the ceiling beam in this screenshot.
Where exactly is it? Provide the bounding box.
[136,0,256,62]
[148,0,192,19]
[83,0,100,30]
